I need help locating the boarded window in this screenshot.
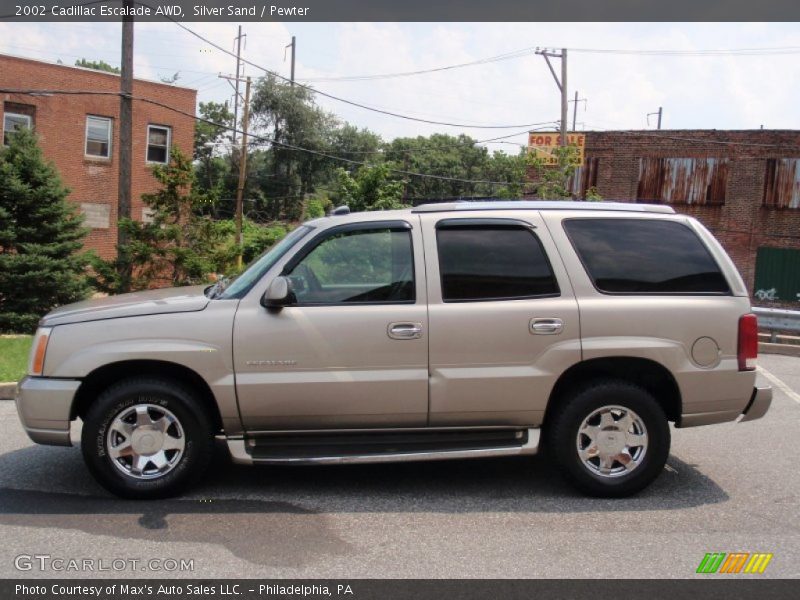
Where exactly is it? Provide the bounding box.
[763,159,800,209]
[637,157,728,206]
[567,157,599,199]
[754,247,800,303]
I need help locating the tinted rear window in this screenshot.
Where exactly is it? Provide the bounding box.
[437,225,559,301]
[563,218,730,294]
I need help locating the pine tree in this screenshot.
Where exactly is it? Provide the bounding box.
[0,129,89,332]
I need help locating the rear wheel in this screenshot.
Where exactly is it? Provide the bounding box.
[546,379,670,497]
[81,377,214,499]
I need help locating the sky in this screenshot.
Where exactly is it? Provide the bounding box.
[1,21,799,152]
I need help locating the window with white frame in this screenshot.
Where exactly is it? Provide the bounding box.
[3,112,32,146]
[85,116,112,158]
[146,125,171,164]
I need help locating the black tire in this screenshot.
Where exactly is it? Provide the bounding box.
[81,377,214,499]
[546,379,670,498]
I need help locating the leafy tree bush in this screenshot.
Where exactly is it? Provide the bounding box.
[74,58,120,74]
[332,164,405,212]
[91,149,235,292]
[303,198,328,220]
[242,219,288,264]
[525,145,582,199]
[0,129,89,332]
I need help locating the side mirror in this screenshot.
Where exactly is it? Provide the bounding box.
[261,276,294,309]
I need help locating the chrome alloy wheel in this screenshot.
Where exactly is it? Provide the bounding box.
[106,404,186,480]
[576,405,648,478]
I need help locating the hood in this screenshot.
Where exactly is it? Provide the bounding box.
[41,285,211,327]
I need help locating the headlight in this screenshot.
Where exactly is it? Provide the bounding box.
[28,327,52,376]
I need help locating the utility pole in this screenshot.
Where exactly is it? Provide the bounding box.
[232,26,246,144]
[117,0,134,287]
[535,48,568,146]
[569,90,587,131]
[647,106,663,129]
[234,76,251,269]
[220,73,252,267]
[285,36,296,86]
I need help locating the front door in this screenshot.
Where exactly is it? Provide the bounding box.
[233,219,429,431]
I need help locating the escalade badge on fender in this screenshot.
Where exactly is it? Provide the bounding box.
[246,360,298,367]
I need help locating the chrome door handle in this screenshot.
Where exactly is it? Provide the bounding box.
[388,322,423,340]
[530,318,563,335]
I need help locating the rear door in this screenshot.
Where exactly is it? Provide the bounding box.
[420,211,581,426]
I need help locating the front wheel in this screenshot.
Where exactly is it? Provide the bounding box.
[546,380,670,498]
[81,377,214,499]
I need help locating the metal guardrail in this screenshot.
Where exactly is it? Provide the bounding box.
[753,307,800,341]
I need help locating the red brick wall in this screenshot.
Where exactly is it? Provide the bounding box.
[0,54,196,259]
[556,130,800,297]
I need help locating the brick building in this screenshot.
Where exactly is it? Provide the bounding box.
[542,129,800,304]
[0,54,197,258]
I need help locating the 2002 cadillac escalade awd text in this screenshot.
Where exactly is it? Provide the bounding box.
[15,201,772,499]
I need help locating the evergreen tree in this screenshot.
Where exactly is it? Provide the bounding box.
[0,129,89,332]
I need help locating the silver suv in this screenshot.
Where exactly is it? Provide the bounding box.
[16,201,772,499]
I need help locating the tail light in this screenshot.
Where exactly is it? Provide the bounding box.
[738,314,758,371]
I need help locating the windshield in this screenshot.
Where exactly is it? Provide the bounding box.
[213,225,313,299]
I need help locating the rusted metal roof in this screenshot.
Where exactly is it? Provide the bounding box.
[763,159,800,209]
[637,157,728,205]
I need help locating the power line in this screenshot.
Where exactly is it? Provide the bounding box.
[298,47,537,82]
[9,87,800,153]
[288,43,800,83]
[0,88,535,186]
[133,4,554,130]
[570,46,800,56]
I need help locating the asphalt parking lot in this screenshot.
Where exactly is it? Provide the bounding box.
[0,354,798,579]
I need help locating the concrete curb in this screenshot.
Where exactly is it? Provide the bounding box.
[0,382,16,400]
[759,342,800,358]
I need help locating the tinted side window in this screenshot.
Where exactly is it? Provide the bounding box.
[563,218,730,294]
[436,225,559,302]
[287,228,414,304]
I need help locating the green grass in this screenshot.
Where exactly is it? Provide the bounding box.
[0,335,32,382]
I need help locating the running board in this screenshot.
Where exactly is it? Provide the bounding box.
[226,428,540,466]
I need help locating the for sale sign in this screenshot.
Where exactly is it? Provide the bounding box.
[528,132,585,166]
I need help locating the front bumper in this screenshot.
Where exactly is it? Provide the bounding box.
[739,384,772,423]
[15,376,81,446]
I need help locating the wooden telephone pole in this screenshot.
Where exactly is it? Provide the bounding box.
[117,0,134,287]
[219,73,252,268]
[285,36,296,85]
[235,77,251,269]
[535,48,568,145]
[648,106,663,129]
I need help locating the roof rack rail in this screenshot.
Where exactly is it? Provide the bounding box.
[411,200,675,214]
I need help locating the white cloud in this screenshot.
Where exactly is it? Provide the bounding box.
[1,21,799,150]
